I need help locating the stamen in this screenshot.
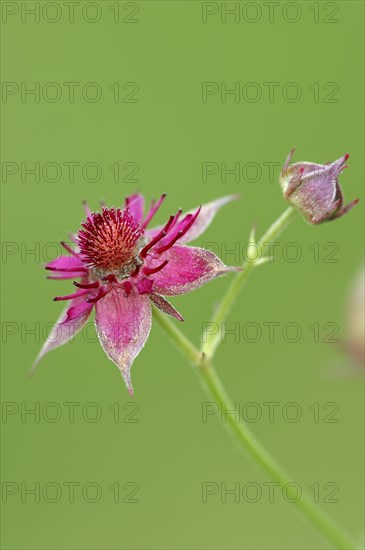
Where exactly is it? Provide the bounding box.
[73,281,100,289]
[143,259,169,275]
[53,290,89,302]
[157,230,183,253]
[179,206,201,238]
[156,207,201,253]
[47,275,72,280]
[170,208,182,229]
[140,231,167,258]
[61,241,78,256]
[139,215,175,258]
[141,193,166,229]
[46,266,88,273]
[87,288,110,303]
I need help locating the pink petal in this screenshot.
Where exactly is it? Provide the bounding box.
[149,293,184,321]
[146,195,238,244]
[94,287,152,394]
[125,193,144,223]
[63,299,94,321]
[146,245,238,295]
[46,254,86,275]
[31,295,93,375]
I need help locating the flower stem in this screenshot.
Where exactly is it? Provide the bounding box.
[152,204,356,549]
[202,206,297,357]
[199,362,356,550]
[153,308,356,549]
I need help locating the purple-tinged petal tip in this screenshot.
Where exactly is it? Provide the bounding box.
[94,287,152,394]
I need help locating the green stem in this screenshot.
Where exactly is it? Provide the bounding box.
[152,204,356,549]
[199,363,356,550]
[202,206,297,357]
[153,308,356,549]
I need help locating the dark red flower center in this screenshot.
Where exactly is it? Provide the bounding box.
[77,208,143,274]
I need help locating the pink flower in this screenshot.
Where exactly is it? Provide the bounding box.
[280,148,359,224]
[33,194,238,393]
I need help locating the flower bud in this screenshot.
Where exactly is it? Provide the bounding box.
[280,148,358,224]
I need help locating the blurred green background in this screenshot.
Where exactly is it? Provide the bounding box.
[1,1,364,548]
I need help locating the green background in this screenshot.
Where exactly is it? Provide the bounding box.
[1,1,364,548]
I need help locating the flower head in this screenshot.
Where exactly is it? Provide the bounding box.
[32,194,238,393]
[280,148,358,224]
